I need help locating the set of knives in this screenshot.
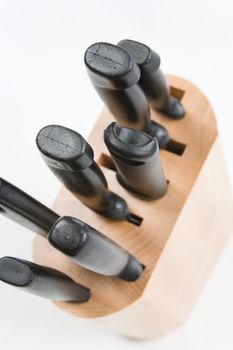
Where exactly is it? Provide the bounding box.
[0,39,185,305]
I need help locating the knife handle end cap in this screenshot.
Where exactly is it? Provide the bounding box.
[100,192,129,221]
[85,42,140,89]
[0,257,33,287]
[118,256,144,282]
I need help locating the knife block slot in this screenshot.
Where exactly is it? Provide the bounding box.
[33,74,233,340]
[166,139,186,156]
[170,85,185,101]
[97,153,116,171]
[127,212,143,226]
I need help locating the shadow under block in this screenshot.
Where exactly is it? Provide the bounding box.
[33,75,233,339]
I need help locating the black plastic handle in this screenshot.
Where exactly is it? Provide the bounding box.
[48,216,144,282]
[0,257,90,302]
[118,39,185,119]
[104,123,167,198]
[0,178,59,237]
[36,125,129,221]
[84,42,170,149]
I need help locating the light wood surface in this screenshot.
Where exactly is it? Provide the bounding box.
[33,75,233,339]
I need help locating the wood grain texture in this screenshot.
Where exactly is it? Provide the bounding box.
[33,75,233,339]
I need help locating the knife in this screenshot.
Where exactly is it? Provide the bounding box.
[36,124,129,221]
[0,178,142,281]
[104,123,167,198]
[0,257,90,302]
[118,39,185,119]
[84,42,170,149]
[0,177,59,237]
[49,216,144,282]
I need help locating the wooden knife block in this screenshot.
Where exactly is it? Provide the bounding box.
[33,75,233,340]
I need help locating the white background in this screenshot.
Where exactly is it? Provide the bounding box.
[0,0,233,349]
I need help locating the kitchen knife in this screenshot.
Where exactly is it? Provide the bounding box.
[118,39,185,119]
[104,123,167,198]
[0,257,90,302]
[49,216,144,282]
[36,124,129,221]
[0,178,142,281]
[84,42,169,149]
[0,178,59,237]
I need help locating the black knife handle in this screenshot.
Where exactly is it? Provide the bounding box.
[0,257,90,302]
[118,39,185,119]
[84,42,170,149]
[49,216,144,282]
[0,178,59,236]
[36,125,129,220]
[104,123,167,198]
